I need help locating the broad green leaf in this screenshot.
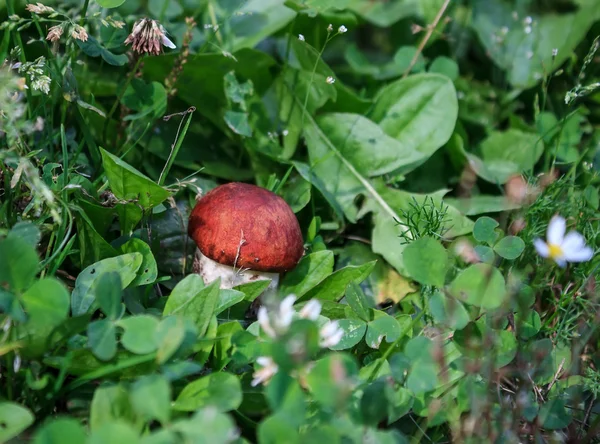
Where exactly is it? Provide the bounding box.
[214,289,246,316]
[173,372,242,412]
[100,148,170,208]
[345,281,374,321]
[301,261,376,302]
[472,0,600,88]
[95,0,126,7]
[365,314,403,349]
[329,319,367,351]
[0,235,39,293]
[90,384,135,431]
[7,221,41,248]
[130,374,171,425]
[96,272,122,320]
[494,236,525,260]
[119,238,158,286]
[449,264,507,310]
[404,336,439,394]
[538,399,572,430]
[279,174,311,213]
[76,35,128,66]
[20,278,70,355]
[33,417,86,444]
[347,0,419,27]
[280,251,335,298]
[74,210,119,268]
[88,319,118,361]
[155,316,187,364]
[429,290,470,330]
[402,237,448,287]
[474,245,495,264]
[429,56,459,80]
[467,130,543,184]
[163,277,221,336]
[121,79,167,121]
[305,354,359,408]
[212,321,244,371]
[118,315,160,354]
[515,310,541,340]
[170,408,239,442]
[370,73,458,160]
[0,402,34,443]
[88,422,140,444]
[445,195,521,216]
[473,216,500,245]
[71,254,143,316]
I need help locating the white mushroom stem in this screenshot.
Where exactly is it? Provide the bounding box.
[193,249,279,292]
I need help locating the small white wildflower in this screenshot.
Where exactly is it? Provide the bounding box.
[319,321,344,348]
[282,129,289,136]
[524,16,533,25]
[500,26,509,35]
[298,34,305,41]
[526,51,533,59]
[327,23,333,33]
[326,76,335,84]
[13,354,21,373]
[512,11,519,20]
[552,48,558,57]
[525,26,532,34]
[534,215,594,267]
[251,356,278,387]
[257,294,297,338]
[338,25,347,33]
[299,299,321,321]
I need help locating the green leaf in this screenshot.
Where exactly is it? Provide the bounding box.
[428,56,459,81]
[538,398,572,430]
[76,35,128,66]
[515,310,541,340]
[365,314,403,349]
[467,130,543,184]
[20,278,70,355]
[370,73,458,160]
[214,289,246,316]
[280,250,335,299]
[347,0,419,27]
[130,374,171,425]
[33,417,86,444]
[88,319,118,361]
[173,372,242,412]
[405,336,439,394]
[473,216,500,245]
[472,0,600,88]
[0,235,39,293]
[88,421,140,444]
[119,238,158,286]
[301,261,376,302]
[100,148,170,208]
[163,276,220,336]
[429,290,470,330]
[444,195,522,216]
[584,185,599,209]
[71,253,143,316]
[305,354,359,408]
[95,0,126,7]
[0,402,34,443]
[494,236,525,260]
[90,384,135,431]
[474,245,495,264]
[403,237,448,287]
[155,316,187,365]
[121,79,167,121]
[7,221,41,248]
[96,272,122,320]
[329,319,367,351]
[118,315,160,354]
[449,264,507,310]
[212,321,244,371]
[345,281,374,321]
[279,174,311,213]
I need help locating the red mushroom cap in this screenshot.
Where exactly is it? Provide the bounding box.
[188,182,304,273]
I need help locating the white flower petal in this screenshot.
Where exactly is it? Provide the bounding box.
[547,215,566,245]
[564,246,593,263]
[561,231,586,253]
[299,299,322,320]
[161,35,176,49]
[257,306,276,338]
[256,356,273,367]
[554,257,567,268]
[533,238,550,258]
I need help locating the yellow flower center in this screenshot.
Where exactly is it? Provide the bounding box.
[548,243,564,260]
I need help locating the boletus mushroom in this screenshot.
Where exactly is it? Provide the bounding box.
[188,182,304,292]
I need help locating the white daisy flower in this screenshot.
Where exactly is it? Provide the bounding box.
[257,294,297,338]
[534,215,594,267]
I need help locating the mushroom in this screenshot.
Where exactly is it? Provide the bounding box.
[188,182,304,292]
